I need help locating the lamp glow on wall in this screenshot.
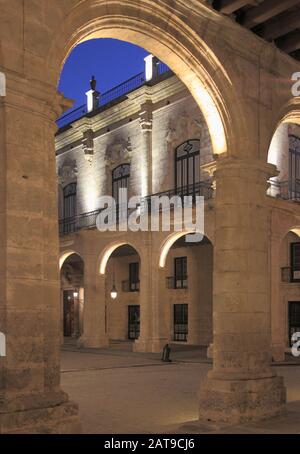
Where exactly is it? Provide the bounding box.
[110,259,118,299]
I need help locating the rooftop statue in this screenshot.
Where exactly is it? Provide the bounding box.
[90,75,97,91]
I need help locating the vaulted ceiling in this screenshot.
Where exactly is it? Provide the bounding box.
[211,0,300,61]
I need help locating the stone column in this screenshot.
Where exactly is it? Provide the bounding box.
[134,241,168,353]
[79,255,108,348]
[0,75,80,433]
[199,157,286,424]
[270,233,286,362]
[188,246,213,346]
[139,102,153,196]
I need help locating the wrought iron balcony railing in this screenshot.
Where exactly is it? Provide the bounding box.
[121,280,140,292]
[59,181,214,236]
[142,181,213,211]
[166,276,188,289]
[57,63,173,129]
[269,179,300,201]
[281,267,300,283]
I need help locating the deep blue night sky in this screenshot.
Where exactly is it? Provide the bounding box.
[58,38,149,111]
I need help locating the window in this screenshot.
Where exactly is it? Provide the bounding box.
[63,183,77,234]
[112,164,130,205]
[174,257,187,289]
[174,304,188,342]
[128,305,140,340]
[175,140,200,198]
[289,135,300,198]
[291,242,300,282]
[129,262,140,292]
[63,183,77,218]
[289,302,300,346]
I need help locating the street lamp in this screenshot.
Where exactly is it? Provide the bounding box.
[110,284,118,300]
[110,260,118,299]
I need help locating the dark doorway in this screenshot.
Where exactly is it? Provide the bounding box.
[174,303,188,341]
[63,290,75,337]
[128,305,140,340]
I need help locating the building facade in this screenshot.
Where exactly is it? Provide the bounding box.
[2,0,300,433]
[57,59,300,362]
[57,62,215,351]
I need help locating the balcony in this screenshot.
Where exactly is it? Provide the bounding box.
[269,179,300,202]
[56,62,172,130]
[166,276,188,289]
[59,181,214,236]
[281,267,300,283]
[121,280,140,292]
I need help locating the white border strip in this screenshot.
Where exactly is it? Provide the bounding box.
[0,72,6,97]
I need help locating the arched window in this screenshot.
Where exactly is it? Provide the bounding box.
[289,135,300,198]
[175,140,200,196]
[63,182,77,220]
[112,164,130,206]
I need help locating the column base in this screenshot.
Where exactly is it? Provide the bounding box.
[77,334,109,349]
[0,391,81,434]
[199,373,286,425]
[207,343,214,359]
[272,344,286,362]
[133,337,168,353]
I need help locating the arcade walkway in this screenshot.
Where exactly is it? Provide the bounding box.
[60,345,300,434]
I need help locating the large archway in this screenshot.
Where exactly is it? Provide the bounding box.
[47,1,246,158]
[1,0,293,434]
[60,252,85,342]
[158,232,213,349]
[98,243,142,348]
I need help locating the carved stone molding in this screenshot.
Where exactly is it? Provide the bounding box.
[82,129,95,164]
[166,111,203,145]
[139,104,153,134]
[105,137,133,169]
[58,158,78,187]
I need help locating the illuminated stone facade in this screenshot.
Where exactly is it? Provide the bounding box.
[1,0,300,433]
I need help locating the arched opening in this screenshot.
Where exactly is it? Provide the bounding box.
[159,233,213,350]
[101,244,141,347]
[49,2,238,159]
[60,253,85,343]
[268,121,300,201]
[275,229,300,359]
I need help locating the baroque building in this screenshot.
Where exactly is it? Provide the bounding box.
[1,0,300,434]
[57,60,215,350]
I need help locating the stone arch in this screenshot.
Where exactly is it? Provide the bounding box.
[59,250,83,269]
[267,100,300,168]
[98,241,142,275]
[159,230,213,268]
[46,0,247,157]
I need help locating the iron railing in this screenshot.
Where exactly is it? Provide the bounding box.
[166,276,188,289]
[59,181,214,236]
[142,181,213,212]
[269,179,300,201]
[281,266,300,283]
[57,63,173,129]
[122,280,140,292]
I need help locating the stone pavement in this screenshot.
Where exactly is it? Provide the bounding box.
[60,343,300,434]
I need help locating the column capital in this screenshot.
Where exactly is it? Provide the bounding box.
[139,101,153,133]
[2,70,73,122]
[214,156,279,181]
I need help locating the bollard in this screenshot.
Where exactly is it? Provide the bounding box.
[161,343,171,362]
